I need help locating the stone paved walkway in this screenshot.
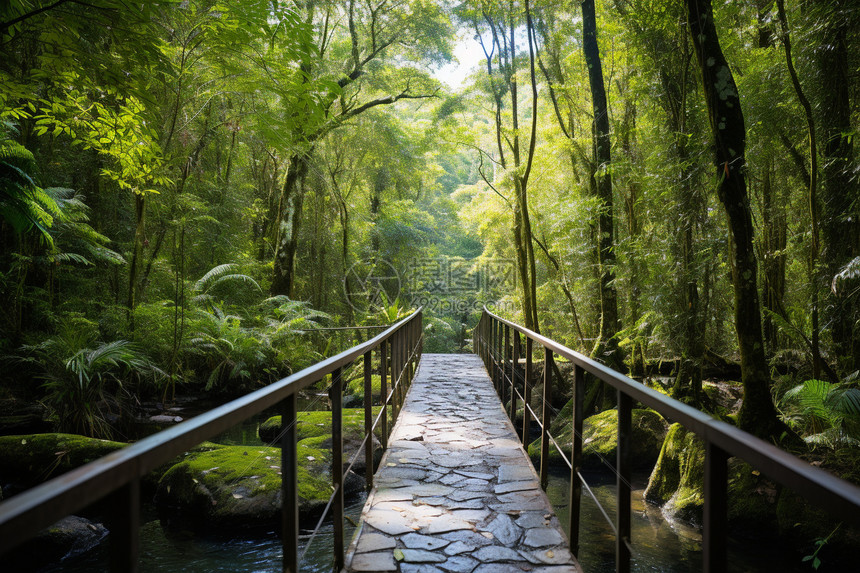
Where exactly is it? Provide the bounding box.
[344,354,579,573]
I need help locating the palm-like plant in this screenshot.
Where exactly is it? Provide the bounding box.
[779,379,860,447]
[192,263,262,311]
[370,293,411,325]
[20,318,161,438]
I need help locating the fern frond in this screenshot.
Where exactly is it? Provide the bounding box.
[194,264,238,292]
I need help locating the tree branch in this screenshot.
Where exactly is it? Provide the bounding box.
[1,0,70,34]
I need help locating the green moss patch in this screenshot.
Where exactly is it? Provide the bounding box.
[156,442,334,529]
[0,433,126,490]
[529,408,668,469]
[346,374,382,399]
[258,407,381,444]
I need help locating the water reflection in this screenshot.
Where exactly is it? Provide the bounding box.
[44,498,365,573]
[544,469,828,573]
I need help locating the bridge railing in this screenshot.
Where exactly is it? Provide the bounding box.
[473,307,860,573]
[0,308,423,573]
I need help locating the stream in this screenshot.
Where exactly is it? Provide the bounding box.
[40,411,822,572]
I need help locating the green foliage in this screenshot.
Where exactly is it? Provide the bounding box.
[0,140,61,245]
[189,307,271,392]
[186,295,330,393]
[17,316,162,438]
[192,263,262,309]
[779,379,860,447]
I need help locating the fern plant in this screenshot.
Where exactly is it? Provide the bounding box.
[191,263,262,311]
[779,379,860,448]
[0,140,61,246]
[188,306,273,392]
[263,296,330,371]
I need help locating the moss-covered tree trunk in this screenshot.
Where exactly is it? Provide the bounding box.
[684,0,780,438]
[271,153,310,297]
[582,0,623,372]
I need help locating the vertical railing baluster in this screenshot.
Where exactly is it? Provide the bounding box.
[481,314,487,368]
[418,309,423,358]
[504,324,510,406]
[523,337,532,442]
[617,390,632,573]
[406,319,412,389]
[281,393,299,573]
[108,478,140,573]
[569,365,585,556]
[704,441,728,573]
[400,326,405,405]
[363,350,373,490]
[392,331,399,423]
[490,319,496,388]
[380,340,388,449]
[496,321,505,396]
[397,330,403,420]
[410,316,416,382]
[540,349,553,490]
[510,330,519,424]
[483,315,488,366]
[331,367,345,571]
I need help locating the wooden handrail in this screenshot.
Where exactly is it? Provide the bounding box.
[473,307,860,573]
[0,308,423,573]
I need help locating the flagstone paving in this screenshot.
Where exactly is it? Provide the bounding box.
[344,354,579,573]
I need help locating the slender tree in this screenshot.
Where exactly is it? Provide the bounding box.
[684,0,780,438]
[582,0,623,371]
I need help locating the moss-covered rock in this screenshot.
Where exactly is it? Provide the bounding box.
[646,423,784,527]
[644,423,705,524]
[6,515,107,570]
[155,439,363,529]
[528,408,668,469]
[259,408,381,448]
[157,444,317,528]
[0,434,127,493]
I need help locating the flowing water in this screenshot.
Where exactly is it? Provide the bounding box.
[544,469,833,573]
[38,411,834,572]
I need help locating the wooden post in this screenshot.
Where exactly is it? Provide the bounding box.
[704,441,728,573]
[380,341,388,449]
[504,324,510,405]
[363,350,373,490]
[522,337,532,442]
[510,330,519,424]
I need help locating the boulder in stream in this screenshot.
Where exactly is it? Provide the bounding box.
[155,439,363,530]
[0,433,126,494]
[6,515,107,570]
[528,407,668,469]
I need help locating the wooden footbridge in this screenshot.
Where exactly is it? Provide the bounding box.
[1,308,860,573]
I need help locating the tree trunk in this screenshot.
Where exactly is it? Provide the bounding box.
[582,0,623,372]
[814,0,858,372]
[760,160,787,356]
[777,0,823,377]
[685,0,780,438]
[126,192,146,329]
[271,154,310,297]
